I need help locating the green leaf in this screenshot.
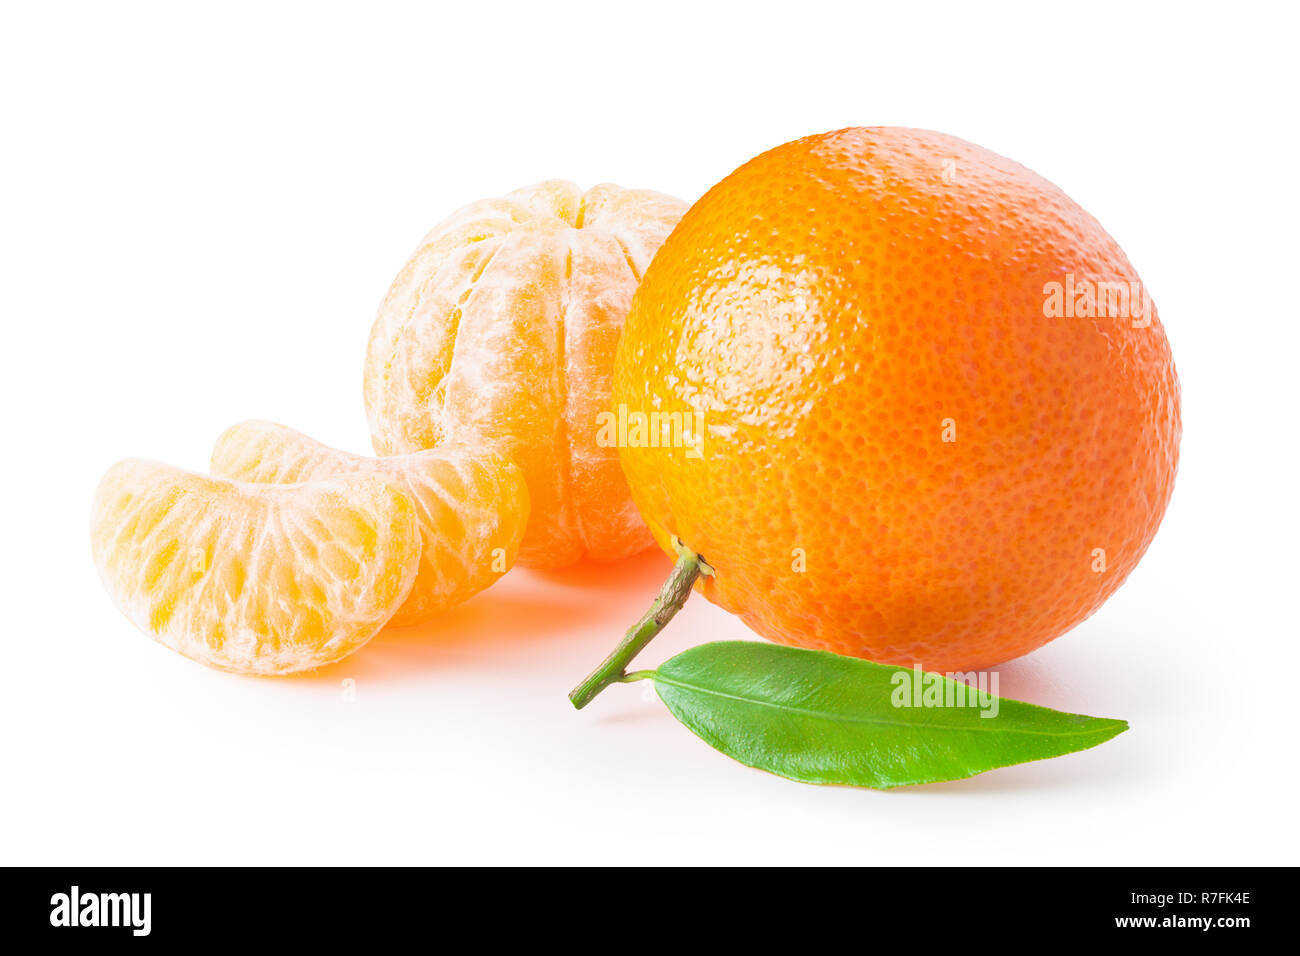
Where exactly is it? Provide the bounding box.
[649,641,1128,789]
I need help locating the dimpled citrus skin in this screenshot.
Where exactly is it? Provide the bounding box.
[90,459,420,675]
[363,180,687,568]
[211,420,529,626]
[615,127,1181,672]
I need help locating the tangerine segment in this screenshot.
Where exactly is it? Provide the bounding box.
[363,180,687,567]
[211,420,528,626]
[90,459,420,675]
[615,127,1181,672]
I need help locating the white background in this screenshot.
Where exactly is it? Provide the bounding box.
[2,1,1296,865]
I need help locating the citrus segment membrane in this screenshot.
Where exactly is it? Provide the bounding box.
[90,458,420,674]
[211,420,528,625]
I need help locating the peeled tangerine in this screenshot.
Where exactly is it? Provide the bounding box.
[92,434,528,674]
[363,180,687,568]
[210,420,528,626]
[91,460,421,675]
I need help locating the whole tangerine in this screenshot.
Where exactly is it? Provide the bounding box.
[583,127,1179,694]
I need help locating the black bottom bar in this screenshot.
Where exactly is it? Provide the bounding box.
[4,866,1280,943]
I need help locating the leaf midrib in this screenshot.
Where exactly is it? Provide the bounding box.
[653,672,1121,738]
